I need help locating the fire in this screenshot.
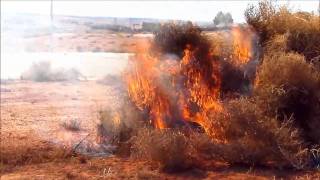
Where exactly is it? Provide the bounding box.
[123,42,222,133]
[231,26,254,65]
[124,54,171,129]
[123,24,255,141]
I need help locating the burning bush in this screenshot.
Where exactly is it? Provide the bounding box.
[97,97,146,156]
[245,0,320,60]
[152,22,211,60]
[255,52,320,143]
[122,22,261,131]
[97,16,319,172]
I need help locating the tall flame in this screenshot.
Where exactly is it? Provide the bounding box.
[231,26,254,65]
[123,42,222,133]
[123,25,255,140]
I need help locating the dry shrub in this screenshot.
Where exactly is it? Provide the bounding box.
[152,22,211,60]
[204,98,309,169]
[264,34,289,54]
[245,0,276,44]
[61,119,81,131]
[245,0,320,60]
[131,128,194,172]
[286,14,320,60]
[255,52,320,143]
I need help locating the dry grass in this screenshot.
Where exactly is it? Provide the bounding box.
[136,169,160,180]
[0,136,70,172]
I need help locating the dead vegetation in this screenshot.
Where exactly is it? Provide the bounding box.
[0,135,70,172]
[3,0,320,178]
[245,0,320,60]
[255,52,320,144]
[61,119,81,131]
[95,1,320,174]
[131,128,194,172]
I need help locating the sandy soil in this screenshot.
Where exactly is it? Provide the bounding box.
[1,80,320,179]
[21,32,152,53]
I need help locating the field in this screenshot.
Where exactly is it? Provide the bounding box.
[2,81,319,179]
[1,1,320,179]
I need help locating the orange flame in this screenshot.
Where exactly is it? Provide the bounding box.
[231,26,254,65]
[123,42,223,133]
[123,27,255,141]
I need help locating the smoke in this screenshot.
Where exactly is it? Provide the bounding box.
[21,61,84,82]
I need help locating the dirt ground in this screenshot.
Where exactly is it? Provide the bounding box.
[1,80,320,179]
[21,31,152,53]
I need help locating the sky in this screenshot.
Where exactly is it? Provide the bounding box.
[2,0,319,22]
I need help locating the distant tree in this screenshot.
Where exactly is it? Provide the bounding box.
[213,11,234,26]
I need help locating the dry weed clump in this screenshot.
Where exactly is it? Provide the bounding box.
[130,128,194,172]
[245,0,320,60]
[255,52,320,143]
[213,99,289,165]
[152,22,211,60]
[61,119,81,131]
